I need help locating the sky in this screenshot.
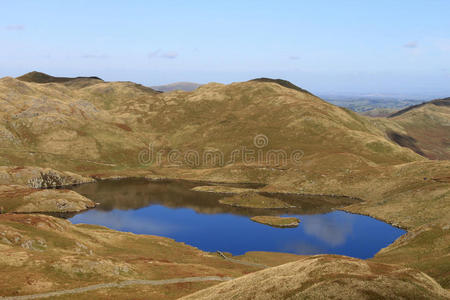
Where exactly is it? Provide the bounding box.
[1,0,450,97]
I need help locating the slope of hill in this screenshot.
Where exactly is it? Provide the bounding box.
[388,97,450,118]
[387,97,450,159]
[182,255,449,299]
[151,81,202,92]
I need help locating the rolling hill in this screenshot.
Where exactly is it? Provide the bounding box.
[0,72,422,173]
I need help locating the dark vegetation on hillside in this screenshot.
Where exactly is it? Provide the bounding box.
[386,130,425,156]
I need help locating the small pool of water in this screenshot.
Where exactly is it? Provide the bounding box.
[68,179,405,259]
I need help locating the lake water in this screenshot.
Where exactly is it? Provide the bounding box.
[69,179,405,259]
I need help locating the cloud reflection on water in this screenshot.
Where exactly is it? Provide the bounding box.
[72,209,178,236]
[301,212,354,246]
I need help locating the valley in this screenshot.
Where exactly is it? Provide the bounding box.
[0,72,448,298]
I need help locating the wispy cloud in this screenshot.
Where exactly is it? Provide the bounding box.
[289,56,300,60]
[4,24,24,31]
[148,49,179,59]
[403,41,418,49]
[81,53,108,59]
[161,51,178,59]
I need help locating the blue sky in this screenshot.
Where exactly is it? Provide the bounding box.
[1,0,449,97]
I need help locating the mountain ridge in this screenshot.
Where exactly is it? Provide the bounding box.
[386,97,450,159]
[388,97,450,118]
[17,71,103,84]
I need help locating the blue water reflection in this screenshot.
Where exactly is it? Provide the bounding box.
[69,180,405,259]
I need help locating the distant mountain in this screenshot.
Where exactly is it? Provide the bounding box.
[151,82,202,92]
[323,95,423,113]
[388,97,450,118]
[17,71,103,84]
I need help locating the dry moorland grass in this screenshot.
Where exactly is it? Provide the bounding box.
[0,213,304,298]
[181,255,450,300]
[388,99,450,160]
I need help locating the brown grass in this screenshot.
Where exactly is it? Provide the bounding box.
[0,213,303,298]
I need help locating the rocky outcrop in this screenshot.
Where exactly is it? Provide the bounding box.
[0,166,95,213]
[0,166,95,188]
[0,184,95,213]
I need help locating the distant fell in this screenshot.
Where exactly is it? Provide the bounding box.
[250,78,313,95]
[151,82,202,92]
[388,97,450,118]
[386,97,450,160]
[17,71,103,84]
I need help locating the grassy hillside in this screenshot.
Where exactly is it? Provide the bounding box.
[182,255,449,299]
[0,73,423,174]
[387,98,450,159]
